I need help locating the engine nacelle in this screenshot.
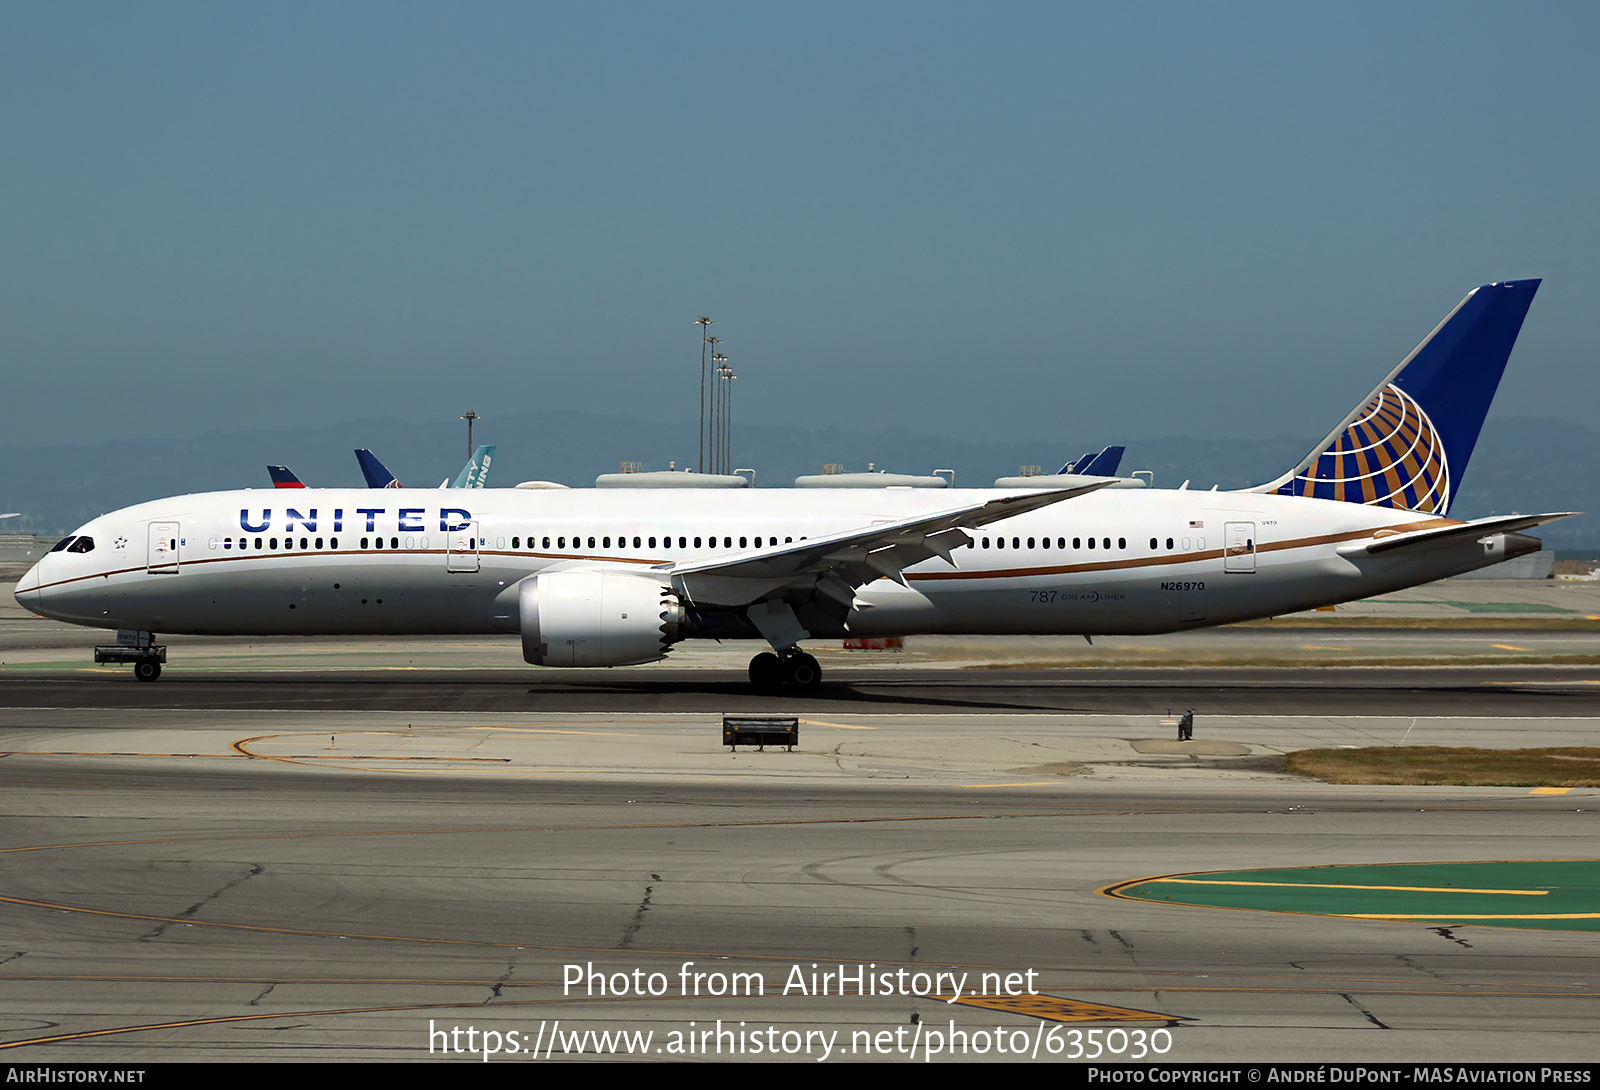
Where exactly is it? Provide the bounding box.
[520,570,684,667]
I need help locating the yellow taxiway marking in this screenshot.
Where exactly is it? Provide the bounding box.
[1150,878,1548,896]
[1491,644,1534,651]
[1299,644,1351,651]
[799,718,878,730]
[1530,787,1572,796]
[950,994,1174,1022]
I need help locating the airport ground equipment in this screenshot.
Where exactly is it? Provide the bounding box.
[722,715,799,752]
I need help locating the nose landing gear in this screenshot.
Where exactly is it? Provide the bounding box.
[749,648,821,691]
[93,637,167,681]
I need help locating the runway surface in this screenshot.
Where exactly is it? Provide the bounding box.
[7,664,1600,717]
[0,701,1596,1063]
[3,602,1599,1062]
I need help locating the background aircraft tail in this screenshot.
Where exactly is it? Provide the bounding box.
[1255,279,1540,515]
[1076,445,1125,477]
[267,465,305,489]
[354,449,403,489]
[451,445,495,489]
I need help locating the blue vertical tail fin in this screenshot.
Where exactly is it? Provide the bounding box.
[355,449,403,489]
[1257,279,1540,515]
[1078,445,1126,477]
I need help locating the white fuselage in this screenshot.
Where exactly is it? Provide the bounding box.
[13,486,1523,644]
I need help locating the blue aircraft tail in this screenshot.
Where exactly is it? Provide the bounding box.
[354,449,403,489]
[1260,280,1540,515]
[451,445,495,489]
[267,466,305,489]
[1078,445,1125,477]
[1059,452,1095,475]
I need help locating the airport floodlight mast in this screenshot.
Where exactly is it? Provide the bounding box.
[712,353,733,474]
[702,336,723,471]
[460,410,480,460]
[723,365,737,475]
[712,358,724,474]
[695,317,715,472]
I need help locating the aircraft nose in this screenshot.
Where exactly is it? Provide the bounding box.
[13,561,43,614]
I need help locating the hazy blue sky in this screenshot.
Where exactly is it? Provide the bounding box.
[3,2,1595,448]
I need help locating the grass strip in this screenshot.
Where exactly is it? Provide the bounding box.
[1287,746,1600,787]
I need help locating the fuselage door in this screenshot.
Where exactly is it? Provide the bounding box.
[147,522,180,575]
[1224,521,1257,573]
[446,520,481,573]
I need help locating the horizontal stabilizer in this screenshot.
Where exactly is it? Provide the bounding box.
[1337,512,1577,557]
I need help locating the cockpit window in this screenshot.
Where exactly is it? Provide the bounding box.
[67,537,95,553]
[50,537,76,552]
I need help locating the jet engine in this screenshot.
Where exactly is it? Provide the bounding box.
[519,570,685,667]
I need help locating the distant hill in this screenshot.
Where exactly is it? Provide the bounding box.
[0,413,1590,546]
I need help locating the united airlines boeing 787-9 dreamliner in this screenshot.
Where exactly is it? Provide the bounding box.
[14,280,1571,687]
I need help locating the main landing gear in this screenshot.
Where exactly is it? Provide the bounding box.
[749,648,821,691]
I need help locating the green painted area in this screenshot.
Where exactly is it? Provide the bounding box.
[1111,861,1600,931]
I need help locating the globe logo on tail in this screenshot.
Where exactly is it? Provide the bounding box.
[1278,384,1451,513]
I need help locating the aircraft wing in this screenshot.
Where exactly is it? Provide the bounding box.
[1337,512,1578,557]
[666,483,1110,611]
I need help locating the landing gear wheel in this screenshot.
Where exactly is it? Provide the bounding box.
[749,652,783,690]
[784,652,821,689]
[133,660,161,682]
